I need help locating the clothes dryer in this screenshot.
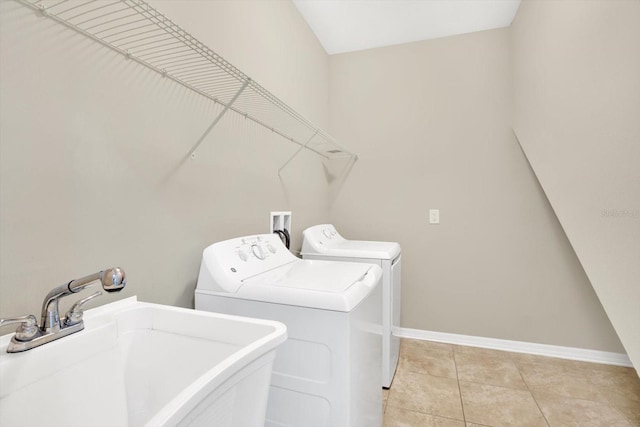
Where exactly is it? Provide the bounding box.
[301,224,401,388]
[195,234,382,427]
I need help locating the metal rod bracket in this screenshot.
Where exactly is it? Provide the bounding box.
[188,79,250,159]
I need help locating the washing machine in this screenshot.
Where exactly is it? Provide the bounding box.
[195,234,382,427]
[301,224,401,389]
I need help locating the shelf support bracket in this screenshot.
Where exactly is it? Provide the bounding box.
[188,79,250,159]
[278,131,319,177]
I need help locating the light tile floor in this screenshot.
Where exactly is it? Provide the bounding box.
[383,338,640,427]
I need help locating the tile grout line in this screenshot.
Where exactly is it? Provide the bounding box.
[399,340,468,424]
[453,378,529,392]
[452,348,468,425]
[510,353,552,427]
[385,404,470,424]
[402,367,458,381]
[576,363,639,427]
[607,404,637,427]
[515,360,614,405]
[528,390,637,427]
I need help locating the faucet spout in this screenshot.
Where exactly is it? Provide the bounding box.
[40,268,126,332]
[2,267,126,352]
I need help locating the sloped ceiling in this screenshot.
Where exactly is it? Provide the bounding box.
[293,0,521,54]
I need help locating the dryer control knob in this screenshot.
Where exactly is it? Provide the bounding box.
[267,244,276,253]
[323,229,332,238]
[251,244,265,260]
[238,250,248,262]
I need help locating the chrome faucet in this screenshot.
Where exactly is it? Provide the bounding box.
[0,268,126,353]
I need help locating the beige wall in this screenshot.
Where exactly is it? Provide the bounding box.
[0,0,330,323]
[329,28,624,352]
[511,0,640,368]
[0,0,632,358]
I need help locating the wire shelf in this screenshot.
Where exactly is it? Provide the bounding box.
[17,0,356,162]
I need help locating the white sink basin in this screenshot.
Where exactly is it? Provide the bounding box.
[0,297,287,426]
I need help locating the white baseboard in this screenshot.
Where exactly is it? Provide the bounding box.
[396,327,633,367]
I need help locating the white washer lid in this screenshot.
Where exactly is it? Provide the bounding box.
[239,260,381,312]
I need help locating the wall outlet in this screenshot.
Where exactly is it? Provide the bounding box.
[429,209,440,224]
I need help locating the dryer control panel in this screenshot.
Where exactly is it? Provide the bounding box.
[196,234,297,294]
[301,224,345,253]
[301,224,401,260]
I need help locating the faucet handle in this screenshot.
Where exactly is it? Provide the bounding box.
[0,314,41,341]
[64,291,102,326]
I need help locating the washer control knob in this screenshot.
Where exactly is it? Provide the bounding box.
[267,244,276,253]
[238,250,248,262]
[323,229,332,238]
[251,244,265,260]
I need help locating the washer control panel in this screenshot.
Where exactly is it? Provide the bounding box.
[198,233,298,294]
[251,243,265,260]
[234,235,280,263]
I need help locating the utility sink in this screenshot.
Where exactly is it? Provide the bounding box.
[0,297,287,426]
